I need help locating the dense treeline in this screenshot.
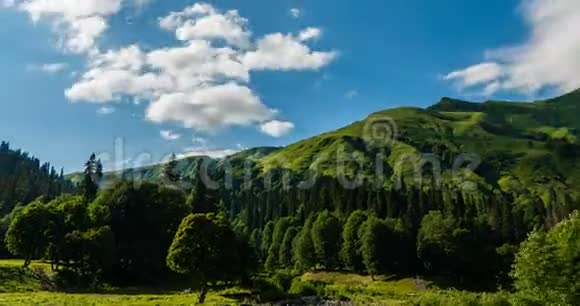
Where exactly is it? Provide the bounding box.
[0,142,75,258]
[0,141,74,214]
[211,171,576,288]
[1,153,579,304]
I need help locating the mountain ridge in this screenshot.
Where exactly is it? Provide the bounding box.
[70,90,580,205]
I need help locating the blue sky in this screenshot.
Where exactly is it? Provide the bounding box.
[1,0,577,172]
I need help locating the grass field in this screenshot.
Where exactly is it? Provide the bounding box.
[0,260,512,305]
[0,260,248,305]
[0,292,240,306]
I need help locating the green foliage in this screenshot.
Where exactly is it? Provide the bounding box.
[4,202,58,266]
[417,211,460,275]
[81,153,102,202]
[187,167,221,214]
[278,226,299,268]
[311,210,341,268]
[0,141,73,215]
[166,213,243,304]
[53,226,115,289]
[293,214,317,271]
[89,181,190,283]
[359,215,391,277]
[340,210,367,271]
[512,211,580,305]
[265,217,294,271]
[261,221,274,259]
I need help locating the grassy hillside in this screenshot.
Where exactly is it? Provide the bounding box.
[71,90,580,213]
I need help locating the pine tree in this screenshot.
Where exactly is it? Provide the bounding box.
[293,214,317,271]
[81,154,99,201]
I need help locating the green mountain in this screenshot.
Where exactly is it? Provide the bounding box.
[255,90,580,194]
[101,91,580,190]
[73,90,580,232]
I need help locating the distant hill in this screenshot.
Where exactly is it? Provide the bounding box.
[66,146,281,186]
[90,90,580,194]
[72,90,580,230]
[0,142,75,214]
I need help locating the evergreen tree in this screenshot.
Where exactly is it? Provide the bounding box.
[261,221,274,259]
[265,217,293,271]
[340,210,368,271]
[81,154,99,201]
[311,210,341,268]
[359,215,390,279]
[278,226,299,268]
[293,214,317,271]
[188,168,218,214]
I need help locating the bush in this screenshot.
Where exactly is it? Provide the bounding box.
[269,269,296,292]
[252,276,287,302]
[53,268,99,291]
[289,278,324,296]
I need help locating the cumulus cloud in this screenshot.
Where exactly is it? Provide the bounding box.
[14,0,122,53]
[158,3,250,47]
[146,83,275,131]
[242,32,336,71]
[259,120,295,137]
[61,3,336,135]
[445,0,580,95]
[6,2,336,135]
[160,129,181,141]
[29,62,68,73]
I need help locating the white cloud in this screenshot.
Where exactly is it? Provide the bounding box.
[14,0,122,53]
[159,3,216,30]
[243,32,336,71]
[97,106,115,114]
[51,2,336,134]
[160,129,181,141]
[445,62,504,89]
[146,83,275,131]
[160,4,250,47]
[445,0,580,95]
[259,120,295,137]
[65,45,173,102]
[298,27,322,41]
[29,62,68,73]
[146,40,249,83]
[178,148,240,159]
[290,8,301,19]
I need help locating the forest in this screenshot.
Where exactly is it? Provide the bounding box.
[0,147,578,305]
[2,90,580,305]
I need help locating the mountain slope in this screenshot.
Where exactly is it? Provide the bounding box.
[86,90,580,215]
[0,142,74,214]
